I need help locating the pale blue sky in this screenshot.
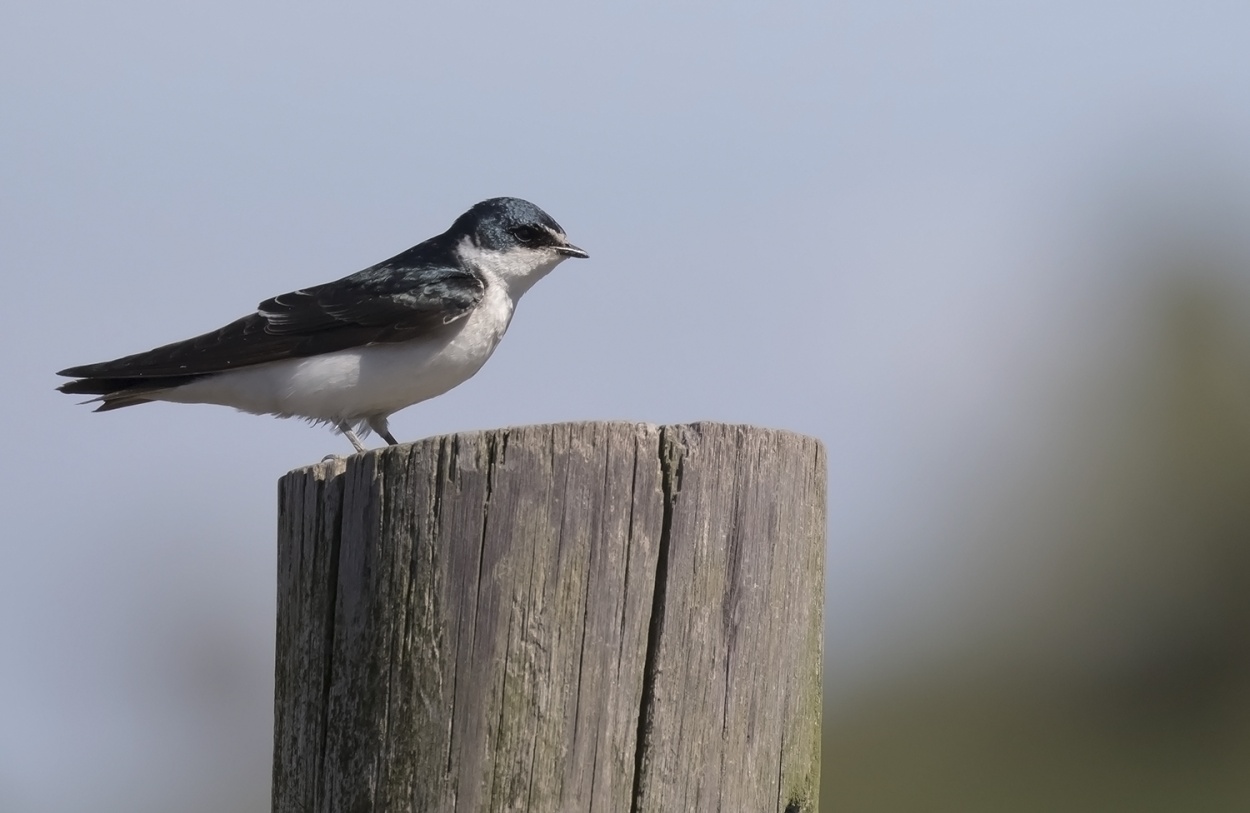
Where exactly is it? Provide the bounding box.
[4,2,1250,810]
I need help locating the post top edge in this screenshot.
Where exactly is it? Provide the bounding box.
[279,420,823,479]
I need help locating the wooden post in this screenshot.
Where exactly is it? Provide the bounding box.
[273,422,825,813]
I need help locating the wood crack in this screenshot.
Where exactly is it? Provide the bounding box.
[629,426,684,813]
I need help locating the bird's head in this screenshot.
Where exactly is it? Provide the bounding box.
[451,197,588,296]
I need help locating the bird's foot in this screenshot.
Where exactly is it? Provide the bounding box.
[336,421,369,454]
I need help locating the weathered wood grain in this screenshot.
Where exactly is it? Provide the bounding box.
[273,422,825,813]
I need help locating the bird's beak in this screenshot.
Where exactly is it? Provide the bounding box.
[556,242,589,259]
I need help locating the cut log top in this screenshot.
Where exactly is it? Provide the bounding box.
[274,421,826,813]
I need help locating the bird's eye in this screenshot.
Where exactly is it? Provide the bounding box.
[511,226,540,244]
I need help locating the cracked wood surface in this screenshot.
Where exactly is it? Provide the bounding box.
[273,422,825,813]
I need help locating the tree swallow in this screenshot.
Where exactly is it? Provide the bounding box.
[57,197,588,453]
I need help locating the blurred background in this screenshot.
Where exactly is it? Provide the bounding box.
[4,1,1250,811]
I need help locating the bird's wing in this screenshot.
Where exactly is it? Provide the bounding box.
[58,265,485,380]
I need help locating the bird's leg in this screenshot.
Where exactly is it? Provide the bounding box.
[337,421,368,454]
[368,416,400,446]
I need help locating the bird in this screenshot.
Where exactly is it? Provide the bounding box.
[57,197,588,453]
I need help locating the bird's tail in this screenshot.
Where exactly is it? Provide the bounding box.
[57,376,186,412]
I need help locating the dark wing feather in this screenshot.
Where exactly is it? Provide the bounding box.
[58,264,484,382]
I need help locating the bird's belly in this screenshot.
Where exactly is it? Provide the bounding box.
[161,305,511,420]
